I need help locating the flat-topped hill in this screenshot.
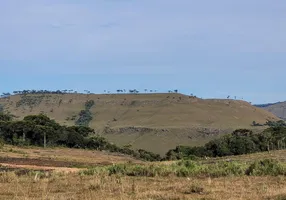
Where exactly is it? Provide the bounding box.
[0,93,278,154]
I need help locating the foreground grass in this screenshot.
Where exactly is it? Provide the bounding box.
[80,159,286,177]
[0,158,286,200]
[0,146,286,200]
[0,172,285,200]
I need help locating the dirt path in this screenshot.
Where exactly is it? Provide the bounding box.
[0,163,83,173]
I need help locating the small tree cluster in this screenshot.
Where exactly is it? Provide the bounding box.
[75,100,95,127]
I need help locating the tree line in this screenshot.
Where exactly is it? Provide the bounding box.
[0,113,160,161]
[166,126,286,160]
[1,112,284,161]
[1,89,182,98]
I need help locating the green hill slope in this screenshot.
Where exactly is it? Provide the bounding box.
[0,93,278,154]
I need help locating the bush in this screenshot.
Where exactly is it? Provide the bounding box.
[246,159,286,176]
[75,100,95,127]
[75,110,92,126]
[85,100,95,110]
[0,113,12,122]
[107,164,127,175]
[206,161,247,177]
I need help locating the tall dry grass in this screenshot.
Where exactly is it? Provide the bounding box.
[0,170,285,200]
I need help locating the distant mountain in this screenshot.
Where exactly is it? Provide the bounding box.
[255,101,286,120]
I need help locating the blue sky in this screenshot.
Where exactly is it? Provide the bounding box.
[0,0,285,104]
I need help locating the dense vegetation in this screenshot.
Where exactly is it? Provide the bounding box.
[251,119,286,127]
[81,158,286,177]
[1,110,286,162]
[75,100,95,126]
[166,126,286,160]
[0,113,161,161]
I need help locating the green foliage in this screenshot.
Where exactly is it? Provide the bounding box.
[85,100,95,110]
[205,161,247,177]
[0,114,161,161]
[75,110,92,126]
[0,113,12,122]
[75,100,95,127]
[16,95,44,108]
[246,159,286,176]
[265,120,286,128]
[107,164,128,175]
[81,159,284,178]
[166,127,286,159]
[137,149,161,162]
[24,114,57,126]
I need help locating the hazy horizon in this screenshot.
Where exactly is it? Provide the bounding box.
[1,0,285,104]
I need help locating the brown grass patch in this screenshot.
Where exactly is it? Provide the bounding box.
[0,173,285,200]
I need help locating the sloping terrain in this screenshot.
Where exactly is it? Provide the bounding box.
[0,145,286,200]
[256,101,286,120]
[0,145,139,173]
[0,93,278,154]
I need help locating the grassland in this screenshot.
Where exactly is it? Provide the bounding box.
[1,173,285,200]
[0,93,278,154]
[0,145,139,169]
[0,145,286,200]
[261,101,286,120]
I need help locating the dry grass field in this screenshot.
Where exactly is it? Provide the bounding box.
[0,173,285,200]
[0,145,286,200]
[0,145,139,170]
[0,93,278,154]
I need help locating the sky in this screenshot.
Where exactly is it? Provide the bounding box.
[0,0,285,104]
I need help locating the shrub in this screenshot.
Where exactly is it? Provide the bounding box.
[85,100,95,110]
[107,164,127,175]
[75,110,92,126]
[0,113,12,122]
[75,100,95,127]
[206,161,247,177]
[246,159,286,176]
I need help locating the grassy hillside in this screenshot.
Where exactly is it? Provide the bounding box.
[0,93,278,154]
[257,101,286,120]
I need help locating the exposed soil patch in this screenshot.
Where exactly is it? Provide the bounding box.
[0,163,81,173]
[0,157,112,168]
